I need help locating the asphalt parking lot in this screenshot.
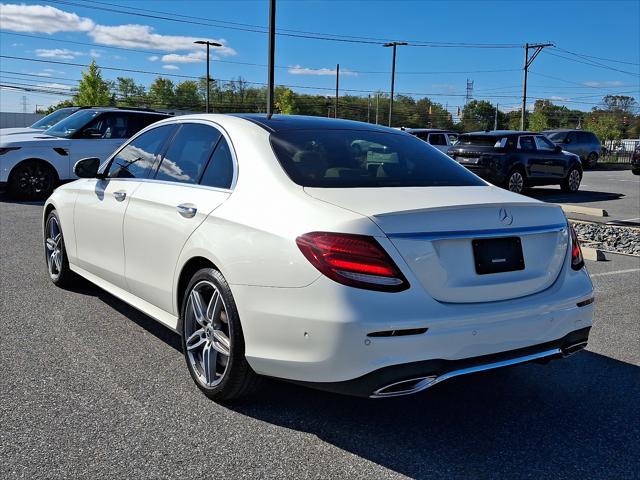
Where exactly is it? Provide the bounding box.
[527,168,639,222]
[1,195,638,480]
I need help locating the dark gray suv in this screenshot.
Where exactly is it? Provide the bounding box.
[543,129,601,169]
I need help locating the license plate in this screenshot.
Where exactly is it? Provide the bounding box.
[472,237,525,275]
[456,156,479,164]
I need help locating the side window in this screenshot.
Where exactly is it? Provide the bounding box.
[429,133,447,146]
[518,135,536,150]
[155,123,221,184]
[106,125,174,179]
[447,133,458,145]
[535,135,555,151]
[567,132,578,144]
[83,113,132,139]
[200,136,234,189]
[415,132,429,141]
[130,114,168,137]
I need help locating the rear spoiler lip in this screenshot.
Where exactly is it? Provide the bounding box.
[386,222,568,242]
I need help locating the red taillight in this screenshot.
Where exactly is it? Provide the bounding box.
[296,232,409,292]
[570,225,584,270]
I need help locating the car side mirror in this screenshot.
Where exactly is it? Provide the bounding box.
[81,128,102,139]
[554,145,562,153]
[74,157,101,178]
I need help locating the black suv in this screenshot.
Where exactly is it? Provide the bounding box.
[448,130,583,194]
[543,129,601,168]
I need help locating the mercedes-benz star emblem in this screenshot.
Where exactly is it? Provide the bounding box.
[499,207,513,225]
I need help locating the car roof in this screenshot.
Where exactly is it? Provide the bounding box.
[231,114,399,133]
[402,128,453,133]
[463,130,536,136]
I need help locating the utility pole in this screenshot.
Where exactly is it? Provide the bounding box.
[375,93,379,124]
[266,0,276,118]
[335,63,339,119]
[494,103,499,130]
[194,40,222,113]
[383,42,408,127]
[367,94,371,123]
[521,42,553,130]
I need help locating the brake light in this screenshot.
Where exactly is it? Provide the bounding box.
[570,225,584,270]
[296,232,409,292]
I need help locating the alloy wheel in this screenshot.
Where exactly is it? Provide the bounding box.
[508,171,524,193]
[184,280,232,387]
[45,215,63,278]
[16,162,54,198]
[568,169,581,192]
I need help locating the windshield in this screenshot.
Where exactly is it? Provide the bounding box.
[270,129,485,188]
[545,132,567,142]
[44,110,100,138]
[30,108,76,130]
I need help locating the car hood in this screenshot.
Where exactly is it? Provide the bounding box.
[0,127,42,136]
[0,133,69,148]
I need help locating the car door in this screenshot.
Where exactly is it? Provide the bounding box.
[69,112,135,173]
[517,135,547,178]
[535,135,565,177]
[123,122,235,314]
[73,124,175,289]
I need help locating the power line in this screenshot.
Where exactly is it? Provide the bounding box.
[544,51,640,77]
[553,47,640,67]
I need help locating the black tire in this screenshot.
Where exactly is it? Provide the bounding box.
[561,166,582,193]
[504,167,526,194]
[180,267,262,402]
[44,210,77,288]
[8,159,57,200]
[585,152,598,169]
[632,168,640,176]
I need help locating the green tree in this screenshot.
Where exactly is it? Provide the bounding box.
[42,99,74,114]
[115,77,145,107]
[275,87,298,115]
[174,81,202,111]
[461,100,499,131]
[73,60,111,106]
[584,113,621,146]
[148,77,175,108]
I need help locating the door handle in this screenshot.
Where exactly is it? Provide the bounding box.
[177,204,197,218]
[113,190,127,202]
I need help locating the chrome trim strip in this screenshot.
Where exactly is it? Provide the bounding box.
[370,347,563,398]
[387,224,567,241]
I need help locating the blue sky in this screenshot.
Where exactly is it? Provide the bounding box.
[1,0,638,114]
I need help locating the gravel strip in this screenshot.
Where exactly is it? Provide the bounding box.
[571,222,640,256]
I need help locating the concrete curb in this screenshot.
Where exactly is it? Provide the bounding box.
[582,247,606,261]
[558,204,608,217]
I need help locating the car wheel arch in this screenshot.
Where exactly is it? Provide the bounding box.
[175,255,222,331]
[9,157,60,183]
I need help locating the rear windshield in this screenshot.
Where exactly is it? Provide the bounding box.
[456,134,505,147]
[546,131,567,142]
[270,129,485,188]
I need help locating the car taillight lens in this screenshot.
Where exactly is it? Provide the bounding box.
[296,232,409,292]
[570,225,584,270]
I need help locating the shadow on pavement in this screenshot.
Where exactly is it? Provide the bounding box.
[228,351,639,479]
[526,187,624,205]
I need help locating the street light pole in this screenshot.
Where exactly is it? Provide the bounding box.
[194,40,222,113]
[335,63,339,119]
[267,0,276,118]
[383,42,407,127]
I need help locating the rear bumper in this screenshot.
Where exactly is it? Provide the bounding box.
[461,165,507,185]
[293,327,590,397]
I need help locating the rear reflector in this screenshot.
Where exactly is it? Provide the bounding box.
[296,232,409,292]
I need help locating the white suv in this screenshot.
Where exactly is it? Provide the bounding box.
[0,108,171,199]
[403,128,458,153]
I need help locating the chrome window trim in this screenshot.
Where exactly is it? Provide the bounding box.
[93,176,232,194]
[99,118,239,191]
[387,223,567,241]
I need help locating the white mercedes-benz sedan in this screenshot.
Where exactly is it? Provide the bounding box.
[43,114,594,401]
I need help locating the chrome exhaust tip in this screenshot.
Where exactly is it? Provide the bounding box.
[562,341,588,357]
[370,376,438,398]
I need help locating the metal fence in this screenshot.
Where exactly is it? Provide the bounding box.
[601,139,639,164]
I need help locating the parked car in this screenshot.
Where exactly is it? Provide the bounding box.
[0,107,171,199]
[543,129,601,168]
[0,106,83,137]
[402,128,458,153]
[448,130,583,194]
[44,115,593,401]
[632,145,640,175]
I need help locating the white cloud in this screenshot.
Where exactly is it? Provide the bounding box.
[28,71,52,77]
[35,48,83,60]
[44,68,64,74]
[89,49,102,58]
[161,51,208,63]
[583,80,624,87]
[147,55,160,62]
[0,3,94,34]
[288,65,357,76]
[38,82,74,91]
[162,65,180,70]
[89,24,236,55]
[549,96,568,102]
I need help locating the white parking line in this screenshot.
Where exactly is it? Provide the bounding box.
[590,268,640,278]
